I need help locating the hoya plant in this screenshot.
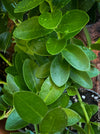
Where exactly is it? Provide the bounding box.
[0,0,100,134]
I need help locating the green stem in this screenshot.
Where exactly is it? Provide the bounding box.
[0,81,7,85]
[83,26,91,48]
[34,124,38,134]
[75,88,91,134]
[0,53,12,66]
[56,32,61,39]
[75,88,90,123]
[46,0,53,12]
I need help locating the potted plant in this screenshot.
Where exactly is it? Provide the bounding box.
[0,0,100,134]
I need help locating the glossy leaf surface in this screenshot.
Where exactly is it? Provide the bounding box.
[39,10,62,29]
[5,110,28,130]
[50,56,70,87]
[70,68,93,89]
[56,10,89,33]
[13,17,53,40]
[46,38,66,55]
[40,108,67,133]
[14,91,48,124]
[14,0,44,13]
[63,108,81,126]
[39,77,65,105]
[62,44,90,71]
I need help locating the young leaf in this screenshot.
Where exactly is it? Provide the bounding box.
[70,68,93,89]
[63,108,81,126]
[62,44,90,71]
[14,0,44,13]
[56,10,89,33]
[50,56,70,87]
[39,10,62,29]
[39,1,50,14]
[13,17,53,40]
[35,62,50,78]
[23,59,43,92]
[39,108,67,133]
[48,93,69,110]
[39,77,65,105]
[14,91,48,124]
[87,67,100,78]
[46,38,66,55]
[5,109,28,130]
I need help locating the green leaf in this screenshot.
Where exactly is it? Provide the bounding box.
[14,75,29,91]
[72,124,86,134]
[28,38,50,56]
[52,0,71,10]
[5,66,17,76]
[67,87,77,96]
[5,109,28,130]
[56,10,89,33]
[35,62,50,78]
[0,32,11,51]
[89,104,98,118]
[14,0,44,13]
[39,10,62,29]
[39,108,67,133]
[13,16,53,40]
[62,44,90,71]
[7,74,20,94]
[14,91,48,124]
[79,46,97,61]
[1,0,23,20]
[71,38,84,46]
[39,1,50,14]
[63,108,81,126]
[50,56,70,87]
[23,59,43,92]
[70,68,93,89]
[15,52,29,73]
[87,67,100,78]
[0,96,8,111]
[91,38,100,50]
[39,77,65,105]
[46,38,66,55]
[48,93,69,110]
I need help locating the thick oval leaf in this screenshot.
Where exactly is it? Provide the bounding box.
[87,67,100,78]
[50,56,70,87]
[46,38,66,55]
[40,108,67,133]
[39,10,62,29]
[14,0,44,13]
[56,10,89,33]
[48,93,69,110]
[13,17,53,40]
[35,62,50,78]
[39,1,50,14]
[14,91,48,124]
[7,74,20,94]
[28,38,50,56]
[67,87,77,96]
[62,44,90,71]
[5,110,28,130]
[70,68,93,89]
[39,77,65,105]
[63,108,81,126]
[23,59,43,92]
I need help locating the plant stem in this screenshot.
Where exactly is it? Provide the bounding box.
[56,32,61,39]
[46,0,53,12]
[0,53,12,66]
[83,26,91,48]
[34,124,38,134]
[0,81,7,85]
[75,88,91,134]
[75,88,90,123]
